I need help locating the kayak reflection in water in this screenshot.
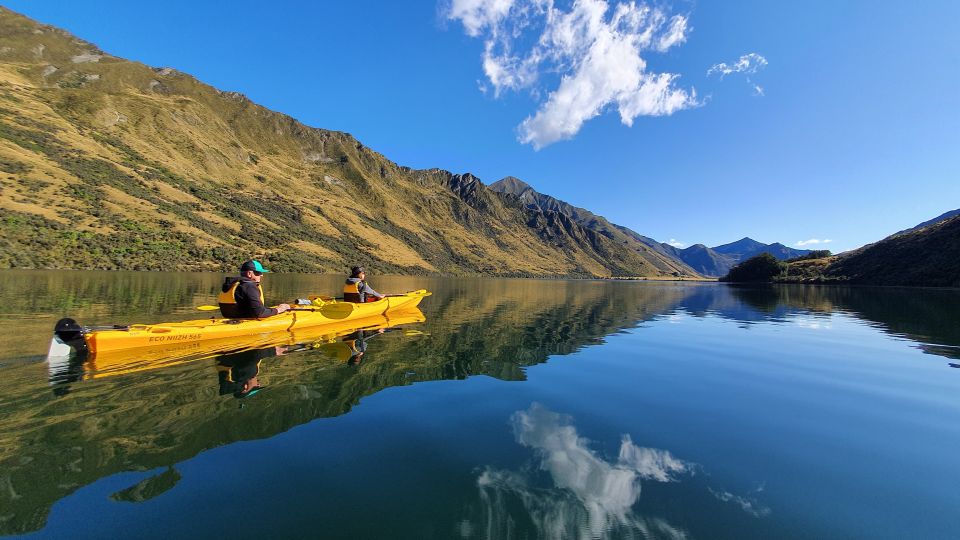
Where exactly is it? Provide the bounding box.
[340,328,385,365]
[216,346,286,399]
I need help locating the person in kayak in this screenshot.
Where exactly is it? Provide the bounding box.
[218,260,291,318]
[343,266,384,303]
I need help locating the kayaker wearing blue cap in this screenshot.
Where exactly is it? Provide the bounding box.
[218,260,291,318]
[343,266,384,303]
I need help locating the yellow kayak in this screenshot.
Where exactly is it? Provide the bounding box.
[81,307,426,379]
[52,289,430,356]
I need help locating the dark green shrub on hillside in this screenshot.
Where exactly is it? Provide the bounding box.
[720,253,786,283]
[787,250,832,262]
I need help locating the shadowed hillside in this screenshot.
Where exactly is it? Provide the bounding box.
[827,215,960,287]
[0,7,693,278]
[717,212,960,287]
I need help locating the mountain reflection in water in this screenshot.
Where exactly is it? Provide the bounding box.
[0,273,958,536]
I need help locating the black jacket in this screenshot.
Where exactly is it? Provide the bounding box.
[219,276,278,318]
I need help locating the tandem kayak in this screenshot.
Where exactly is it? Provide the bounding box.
[55,307,427,381]
[49,289,431,358]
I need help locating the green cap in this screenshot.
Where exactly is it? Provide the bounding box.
[240,260,270,273]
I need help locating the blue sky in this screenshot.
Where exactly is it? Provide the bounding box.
[6,1,959,252]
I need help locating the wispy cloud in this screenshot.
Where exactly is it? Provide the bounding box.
[707,52,768,96]
[795,238,832,247]
[445,0,699,149]
[710,487,771,518]
[667,238,685,248]
[707,53,767,78]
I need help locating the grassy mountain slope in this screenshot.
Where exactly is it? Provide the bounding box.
[0,7,683,277]
[827,215,960,287]
[892,207,959,236]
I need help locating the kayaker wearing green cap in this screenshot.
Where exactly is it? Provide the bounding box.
[217,260,291,318]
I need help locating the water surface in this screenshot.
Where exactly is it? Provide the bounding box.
[1,271,959,539]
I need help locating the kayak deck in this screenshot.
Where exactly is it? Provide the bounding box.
[84,289,430,354]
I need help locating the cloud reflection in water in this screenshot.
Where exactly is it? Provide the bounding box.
[466,403,692,539]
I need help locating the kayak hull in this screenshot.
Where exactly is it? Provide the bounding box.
[84,290,429,355]
[83,307,426,379]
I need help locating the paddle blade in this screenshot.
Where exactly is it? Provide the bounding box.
[319,302,356,320]
[196,305,220,311]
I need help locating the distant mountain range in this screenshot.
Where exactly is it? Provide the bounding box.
[487,177,815,278]
[660,238,810,277]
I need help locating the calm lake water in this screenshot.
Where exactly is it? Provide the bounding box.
[1,271,959,539]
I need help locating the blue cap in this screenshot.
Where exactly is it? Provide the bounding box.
[240,260,270,273]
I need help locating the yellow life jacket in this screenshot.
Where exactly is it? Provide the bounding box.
[218,279,265,318]
[343,280,363,303]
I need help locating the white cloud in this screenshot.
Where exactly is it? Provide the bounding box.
[447,0,516,37]
[707,53,768,97]
[707,52,768,78]
[795,238,833,247]
[446,0,699,149]
[667,238,685,248]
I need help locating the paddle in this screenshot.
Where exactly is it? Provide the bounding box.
[195,290,425,311]
[195,305,331,313]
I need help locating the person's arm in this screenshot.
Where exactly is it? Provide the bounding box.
[361,282,384,299]
[238,282,279,318]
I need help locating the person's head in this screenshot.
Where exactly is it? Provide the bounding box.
[240,260,271,282]
[350,265,366,279]
[234,375,262,399]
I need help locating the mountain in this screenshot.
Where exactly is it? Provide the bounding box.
[0,7,694,278]
[893,208,960,237]
[656,237,807,277]
[713,237,810,261]
[661,243,738,277]
[826,214,960,287]
[488,177,699,276]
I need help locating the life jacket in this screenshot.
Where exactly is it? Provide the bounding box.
[343,278,364,303]
[218,277,265,318]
